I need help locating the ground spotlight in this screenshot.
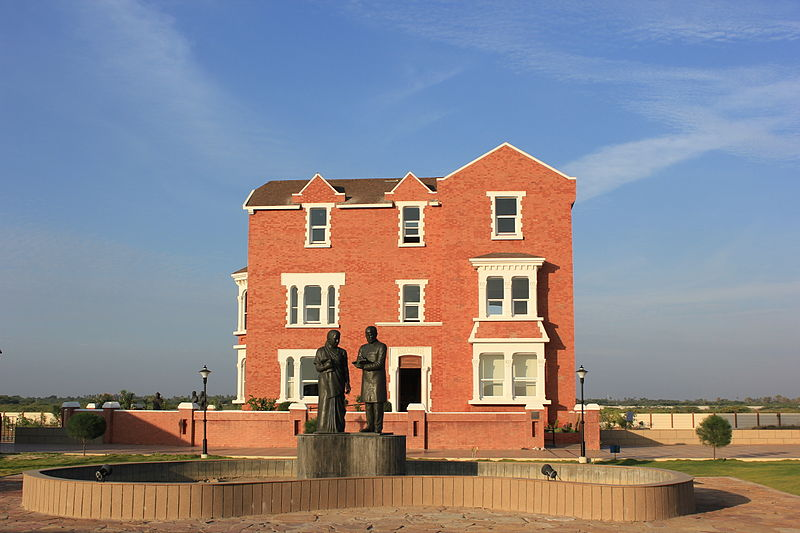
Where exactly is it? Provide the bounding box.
[541,463,558,480]
[95,465,112,482]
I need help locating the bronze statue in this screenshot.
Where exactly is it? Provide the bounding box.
[314,330,351,433]
[152,392,163,410]
[353,326,387,433]
[190,391,199,404]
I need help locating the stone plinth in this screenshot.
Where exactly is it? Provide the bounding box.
[297,433,406,478]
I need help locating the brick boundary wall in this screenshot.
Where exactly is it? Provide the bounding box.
[61,405,600,451]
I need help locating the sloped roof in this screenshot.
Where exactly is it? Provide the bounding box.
[232,266,248,274]
[247,177,439,207]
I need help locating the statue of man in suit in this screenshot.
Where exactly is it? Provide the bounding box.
[352,325,387,433]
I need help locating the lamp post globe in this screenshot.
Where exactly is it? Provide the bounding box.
[198,365,211,458]
[577,365,588,463]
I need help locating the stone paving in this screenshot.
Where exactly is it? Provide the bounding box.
[1,474,799,532]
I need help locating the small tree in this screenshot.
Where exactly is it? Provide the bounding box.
[66,413,106,455]
[696,414,732,459]
[246,396,277,411]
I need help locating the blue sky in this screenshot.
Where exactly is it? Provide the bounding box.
[1,1,798,400]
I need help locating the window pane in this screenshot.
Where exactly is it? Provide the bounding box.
[286,358,295,379]
[480,354,503,379]
[304,286,321,306]
[404,305,419,320]
[513,300,528,315]
[290,287,298,324]
[513,354,537,378]
[311,228,326,242]
[514,382,536,396]
[403,284,421,303]
[305,307,320,323]
[487,278,504,299]
[403,206,420,221]
[495,197,517,216]
[327,286,335,324]
[497,217,516,234]
[482,382,504,397]
[512,277,529,299]
[310,208,327,226]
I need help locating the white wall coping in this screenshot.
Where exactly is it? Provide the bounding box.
[573,403,601,411]
[406,403,426,411]
[289,403,308,411]
[101,402,121,409]
[61,402,80,408]
[177,402,200,410]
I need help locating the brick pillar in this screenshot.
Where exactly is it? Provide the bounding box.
[289,403,308,437]
[525,403,547,449]
[584,404,601,451]
[406,403,427,450]
[177,402,197,446]
[60,401,80,427]
[101,402,121,443]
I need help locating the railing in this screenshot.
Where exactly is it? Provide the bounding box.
[631,412,800,430]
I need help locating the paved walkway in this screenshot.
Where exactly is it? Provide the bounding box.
[3,442,800,460]
[1,474,799,532]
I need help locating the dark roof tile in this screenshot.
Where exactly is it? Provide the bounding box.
[247,177,439,207]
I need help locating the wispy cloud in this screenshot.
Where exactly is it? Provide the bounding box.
[344,1,800,200]
[68,0,281,179]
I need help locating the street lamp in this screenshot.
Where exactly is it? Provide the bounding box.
[577,365,588,463]
[198,365,211,458]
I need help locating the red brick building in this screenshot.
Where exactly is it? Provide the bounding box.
[231,143,597,449]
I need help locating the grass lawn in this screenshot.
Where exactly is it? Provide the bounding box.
[0,453,225,477]
[598,459,800,496]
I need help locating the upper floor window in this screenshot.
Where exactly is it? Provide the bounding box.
[305,204,332,247]
[470,255,544,320]
[397,202,426,247]
[281,273,345,327]
[396,280,428,322]
[231,270,248,335]
[486,191,525,240]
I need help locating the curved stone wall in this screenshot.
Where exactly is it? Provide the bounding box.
[22,459,694,522]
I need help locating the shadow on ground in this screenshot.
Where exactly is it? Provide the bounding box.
[694,482,751,513]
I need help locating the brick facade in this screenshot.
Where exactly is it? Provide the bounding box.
[234,143,586,443]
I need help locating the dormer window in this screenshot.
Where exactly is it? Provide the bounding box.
[486,191,525,240]
[305,204,332,247]
[397,201,426,247]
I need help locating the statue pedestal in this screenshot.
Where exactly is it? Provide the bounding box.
[297,433,406,479]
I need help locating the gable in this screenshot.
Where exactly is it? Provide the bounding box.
[385,172,436,201]
[291,174,345,204]
[440,142,576,182]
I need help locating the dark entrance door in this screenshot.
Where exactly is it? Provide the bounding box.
[397,355,422,412]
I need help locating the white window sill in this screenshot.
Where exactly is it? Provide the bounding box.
[304,243,331,248]
[233,330,247,336]
[374,321,443,327]
[491,234,523,240]
[473,316,543,322]
[285,324,340,329]
[468,397,545,405]
[398,243,426,248]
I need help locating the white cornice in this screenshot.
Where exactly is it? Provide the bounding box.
[336,203,394,209]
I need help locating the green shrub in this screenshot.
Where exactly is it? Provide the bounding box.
[696,414,732,459]
[246,396,277,411]
[66,413,106,455]
[276,401,292,411]
[304,417,317,434]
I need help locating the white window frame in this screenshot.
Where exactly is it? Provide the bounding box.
[396,201,426,247]
[470,344,548,405]
[512,353,538,398]
[396,279,428,323]
[233,345,246,404]
[305,203,333,248]
[470,256,543,320]
[281,273,345,328]
[232,271,248,335]
[478,353,505,398]
[486,191,525,240]
[277,349,319,403]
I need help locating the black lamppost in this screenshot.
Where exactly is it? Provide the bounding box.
[577,365,588,463]
[199,365,211,458]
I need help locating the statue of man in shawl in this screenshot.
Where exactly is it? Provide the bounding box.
[314,330,351,433]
